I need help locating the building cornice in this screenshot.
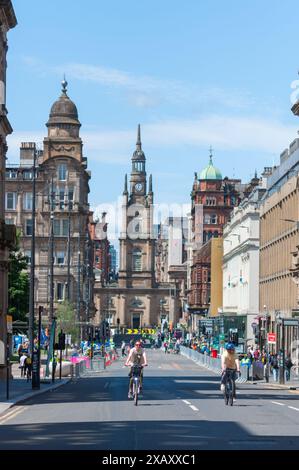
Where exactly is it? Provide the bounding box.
[0,0,17,29]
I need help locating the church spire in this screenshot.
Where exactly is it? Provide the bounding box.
[123,174,128,194]
[149,174,153,193]
[136,124,142,150]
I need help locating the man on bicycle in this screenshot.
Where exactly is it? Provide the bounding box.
[220,342,240,400]
[125,340,148,398]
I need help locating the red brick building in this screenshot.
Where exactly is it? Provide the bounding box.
[188,153,246,318]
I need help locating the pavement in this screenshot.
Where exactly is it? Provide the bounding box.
[0,349,299,450]
[0,363,71,416]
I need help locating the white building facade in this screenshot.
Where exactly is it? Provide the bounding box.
[222,185,266,344]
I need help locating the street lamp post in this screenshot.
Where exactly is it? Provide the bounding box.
[29,144,37,366]
[263,305,270,383]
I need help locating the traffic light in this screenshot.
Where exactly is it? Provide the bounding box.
[229,331,238,346]
[105,322,110,338]
[58,332,66,350]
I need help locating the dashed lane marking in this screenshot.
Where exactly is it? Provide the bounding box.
[271,401,285,406]
[182,400,191,405]
[288,406,299,412]
[189,405,199,411]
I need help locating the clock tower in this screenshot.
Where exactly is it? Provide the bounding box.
[119,125,155,289]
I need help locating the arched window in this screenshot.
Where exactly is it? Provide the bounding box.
[132,248,142,271]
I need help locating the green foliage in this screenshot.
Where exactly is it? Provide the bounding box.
[56,300,79,344]
[8,232,29,322]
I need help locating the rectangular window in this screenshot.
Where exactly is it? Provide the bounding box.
[5,218,15,225]
[59,189,65,210]
[57,283,65,301]
[53,219,69,237]
[6,170,17,179]
[58,164,67,181]
[23,171,33,180]
[24,250,31,265]
[56,251,65,265]
[23,192,33,210]
[68,188,74,210]
[5,192,16,210]
[25,219,33,236]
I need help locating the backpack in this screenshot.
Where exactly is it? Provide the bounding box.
[271,357,278,368]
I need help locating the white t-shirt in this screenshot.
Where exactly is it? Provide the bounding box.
[20,355,27,367]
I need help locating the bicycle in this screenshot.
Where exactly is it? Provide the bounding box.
[223,368,236,406]
[130,365,143,406]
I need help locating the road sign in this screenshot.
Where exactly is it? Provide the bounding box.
[277,319,299,326]
[133,329,139,334]
[126,329,133,334]
[267,333,276,344]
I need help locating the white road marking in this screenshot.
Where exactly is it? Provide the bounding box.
[0,406,27,425]
[288,406,299,412]
[189,405,199,411]
[182,400,191,405]
[271,401,285,406]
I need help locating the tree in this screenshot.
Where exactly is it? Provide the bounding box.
[8,233,30,322]
[56,300,79,345]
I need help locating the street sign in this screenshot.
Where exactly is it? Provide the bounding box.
[277,319,299,327]
[127,329,133,334]
[267,333,276,344]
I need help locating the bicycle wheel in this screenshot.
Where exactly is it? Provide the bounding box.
[224,384,229,405]
[134,380,139,406]
[229,380,234,406]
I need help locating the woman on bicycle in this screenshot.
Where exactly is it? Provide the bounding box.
[125,341,148,398]
[220,343,240,399]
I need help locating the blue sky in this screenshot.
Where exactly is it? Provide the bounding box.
[6,0,299,230]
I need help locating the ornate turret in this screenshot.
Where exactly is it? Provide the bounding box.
[199,148,222,181]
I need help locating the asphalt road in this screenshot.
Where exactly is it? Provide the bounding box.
[0,349,299,450]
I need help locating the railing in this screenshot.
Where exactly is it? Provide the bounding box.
[180,346,249,383]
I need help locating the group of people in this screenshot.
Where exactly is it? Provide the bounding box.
[18,351,32,381]
[243,346,294,382]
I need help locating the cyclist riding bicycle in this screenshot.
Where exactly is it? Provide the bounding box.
[125,340,148,399]
[220,342,240,400]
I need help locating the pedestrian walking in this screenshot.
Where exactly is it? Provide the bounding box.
[121,341,126,357]
[270,354,279,382]
[19,352,27,378]
[285,353,293,381]
[164,341,169,354]
[24,355,32,382]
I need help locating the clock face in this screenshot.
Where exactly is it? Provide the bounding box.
[135,183,143,192]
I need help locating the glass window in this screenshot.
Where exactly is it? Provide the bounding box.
[5,218,15,225]
[57,283,65,301]
[56,251,65,265]
[210,214,217,224]
[53,219,69,237]
[59,189,65,210]
[23,171,33,180]
[23,192,33,210]
[5,192,16,210]
[132,249,142,271]
[25,219,33,236]
[24,250,31,265]
[68,188,74,210]
[58,164,67,181]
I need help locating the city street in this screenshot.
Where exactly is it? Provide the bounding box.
[0,350,299,450]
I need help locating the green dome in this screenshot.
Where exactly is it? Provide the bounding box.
[199,155,222,180]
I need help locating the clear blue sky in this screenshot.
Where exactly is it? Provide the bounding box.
[6,0,299,225]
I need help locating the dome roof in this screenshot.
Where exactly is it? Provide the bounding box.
[47,79,80,126]
[199,155,222,180]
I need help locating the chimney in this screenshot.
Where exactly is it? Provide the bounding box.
[20,142,36,166]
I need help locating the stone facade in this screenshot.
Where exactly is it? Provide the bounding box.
[0,0,16,375]
[5,82,94,330]
[94,126,180,331]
